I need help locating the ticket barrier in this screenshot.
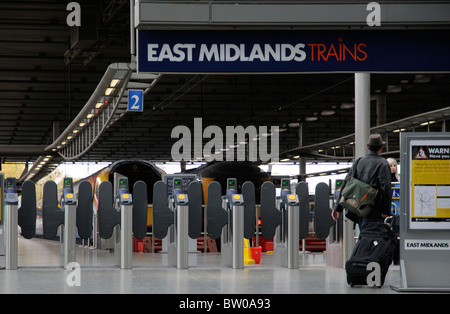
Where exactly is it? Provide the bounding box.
[260,180,304,269]
[5,177,93,270]
[206,179,255,269]
[42,178,93,269]
[260,180,335,269]
[97,178,148,269]
[152,178,202,269]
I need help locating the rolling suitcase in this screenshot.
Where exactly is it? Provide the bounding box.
[345,221,397,287]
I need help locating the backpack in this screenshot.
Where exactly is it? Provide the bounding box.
[339,158,379,217]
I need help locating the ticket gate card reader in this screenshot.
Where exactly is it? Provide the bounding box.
[5,177,19,270]
[5,177,18,205]
[117,177,133,205]
[62,177,76,205]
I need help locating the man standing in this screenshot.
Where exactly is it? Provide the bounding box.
[331,133,392,228]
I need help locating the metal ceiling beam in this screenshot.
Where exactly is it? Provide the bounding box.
[135,1,450,29]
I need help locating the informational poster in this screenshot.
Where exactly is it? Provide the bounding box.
[410,140,450,230]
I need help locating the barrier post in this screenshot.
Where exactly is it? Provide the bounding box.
[232,203,244,269]
[287,195,300,269]
[5,177,19,270]
[63,201,77,269]
[175,194,189,269]
[231,194,245,269]
[5,189,18,270]
[120,202,133,269]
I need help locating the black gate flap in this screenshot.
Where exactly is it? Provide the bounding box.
[297,182,310,239]
[152,181,174,239]
[133,180,148,239]
[206,181,228,240]
[42,180,64,239]
[242,181,256,240]
[76,181,93,239]
[98,181,121,239]
[18,180,36,239]
[188,181,202,239]
[260,181,282,239]
[314,182,335,239]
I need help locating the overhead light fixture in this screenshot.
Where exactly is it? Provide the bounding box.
[110,79,121,87]
[321,110,335,116]
[340,103,354,109]
[280,158,290,162]
[95,102,103,109]
[105,88,114,96]
[86,113,95,119]
[386,85,402,93]
[393,128,406,133]
[420,120,436,126]
[293,155,300,159]
[305,116,318,122]
[414,75,430,84]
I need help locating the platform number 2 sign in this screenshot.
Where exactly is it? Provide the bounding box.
[128,90,144,112]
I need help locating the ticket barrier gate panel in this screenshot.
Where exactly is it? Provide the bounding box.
[76,181,93,240]
[206,180,255,269]
[18,180,36,240]
[314,182,335,240]
[205,181,228,240]
[97,180,148,269]
[133,181,148,240]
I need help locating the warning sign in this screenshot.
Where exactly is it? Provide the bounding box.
[410,142,450,229]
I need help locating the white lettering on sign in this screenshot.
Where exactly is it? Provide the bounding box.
[405,239,450,250]
[148,43,307,63]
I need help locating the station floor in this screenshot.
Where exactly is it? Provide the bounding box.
[0,236,406,294]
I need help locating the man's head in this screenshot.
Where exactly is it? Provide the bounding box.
[367,133,385,153]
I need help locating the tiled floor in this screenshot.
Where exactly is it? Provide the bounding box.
[0,237,405,294]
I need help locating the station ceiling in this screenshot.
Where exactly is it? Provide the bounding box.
[1,0,450,182]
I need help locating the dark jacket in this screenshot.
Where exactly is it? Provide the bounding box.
[334,151,392,218]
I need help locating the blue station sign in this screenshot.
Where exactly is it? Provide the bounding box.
[137,30,450,73]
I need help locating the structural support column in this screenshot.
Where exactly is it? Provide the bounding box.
[343,73,371,263]
[354,73,371,159]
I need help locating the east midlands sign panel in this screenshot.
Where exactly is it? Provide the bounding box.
[137,30,450,73]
